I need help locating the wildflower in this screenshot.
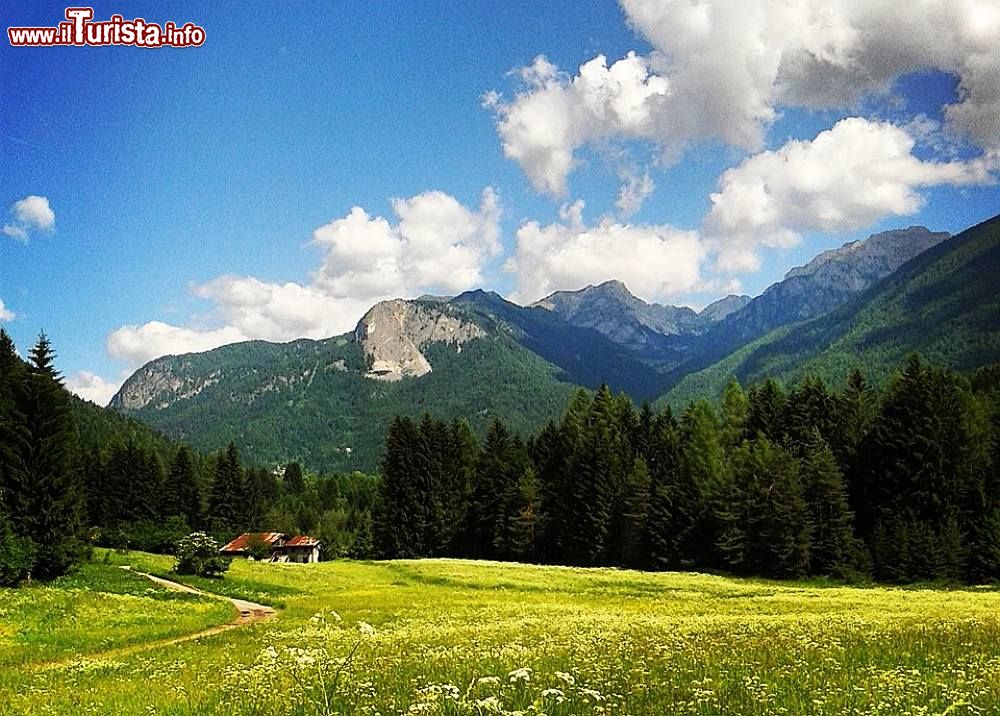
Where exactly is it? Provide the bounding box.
[541,687,566,703]
[554,671,576,686]
[507,667,532,684]
[474,696,501,712]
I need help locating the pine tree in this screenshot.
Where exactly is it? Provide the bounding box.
[635,403,657,461]
[532,421,573,562]
[163,447,202,527]
[375,417,426,558]
[721,378,749,449]
[3,335,86,578]
[783,377,836,453]
[619,456,651,568]
[207,442,246,536]
[746,378,786,442]
[504,466,541,561]
[833,369,878,526]
[862,355,971,579]
[102,441,162,524]
[719,437,810,577]
[417,414,452,556]
[564,386,623,565]
[647,411,698,569]
[679,401,727,566]
[245,466,279,530]
[474,421,529,560]
[283,462,305,495]
[441,419,478,555]
[801,431,857,577]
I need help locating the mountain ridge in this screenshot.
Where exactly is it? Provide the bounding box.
[108,218,993,473]
[662,214,1000,406]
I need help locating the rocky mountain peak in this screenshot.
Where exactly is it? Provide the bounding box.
[699,294,751,322]
[354,299,485,381]
[784,226,950,282]
[533,281,702,354]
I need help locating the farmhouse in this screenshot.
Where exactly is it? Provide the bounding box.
[220,532,322,564]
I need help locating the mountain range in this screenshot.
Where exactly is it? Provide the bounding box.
[108,218,999,472]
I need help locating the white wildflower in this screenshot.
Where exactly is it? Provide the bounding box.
[554,671,576,686]
[507,667,532,684]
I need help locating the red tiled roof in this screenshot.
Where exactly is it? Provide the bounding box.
[220,532,286,553]
[284,535,321,548]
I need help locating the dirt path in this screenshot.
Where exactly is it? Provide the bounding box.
[133,569,276,623]
[33,568,276,671]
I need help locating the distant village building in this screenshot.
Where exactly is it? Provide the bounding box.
[220,532,322,564]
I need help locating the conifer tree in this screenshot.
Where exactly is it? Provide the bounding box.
[469,419,512,558]
[375,417,425,557]
[721,378,749,449]
[745,378,787,442]
[679,400,727,565]
[719,436,810,577]
[283,462,305,495]
[532,421,573,562]
[862,355,971,579]
[163,447,202,528]
[783,377,836,453]
[564,386,623,565]
[833,369,878,521]
[503,466,541,561]
[4,335,85,578]
[619,456,651,568]
[473,421,529,559]
[208,442,247,536]
[245,466,279,530]
[647,409,698,569]
[801,431,857,576]
[441,419,478,555]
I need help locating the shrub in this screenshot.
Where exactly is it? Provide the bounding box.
[244,533,273,561]
[0,515,36,586]
[173,532,230,578]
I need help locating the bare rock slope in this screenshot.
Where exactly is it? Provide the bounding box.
[354,299,485,381]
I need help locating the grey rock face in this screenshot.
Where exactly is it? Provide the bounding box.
[111,364,221,411]
[721,226,951,339]
[354,299,485,381]
[534,280,702,352]
[699,294,751,322]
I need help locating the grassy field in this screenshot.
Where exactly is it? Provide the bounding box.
[2,553,1000,715]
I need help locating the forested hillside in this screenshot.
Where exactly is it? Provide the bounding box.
[113,328,577,473]
[664,215,1000,406]
[375,355,1000,583]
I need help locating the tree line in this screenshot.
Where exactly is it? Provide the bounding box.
[0,330,376,584]
[3,326,998,585]
[83,438,378,559]
[375,355,1000,583]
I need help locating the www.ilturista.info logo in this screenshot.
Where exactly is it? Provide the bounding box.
[8,7,205,48]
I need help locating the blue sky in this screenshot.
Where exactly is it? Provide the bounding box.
[2,0,998,404]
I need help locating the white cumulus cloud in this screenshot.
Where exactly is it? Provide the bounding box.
[506,200,705,304]
[489,0,1000,196]
[4,195,55,241]
[488,52,669,196]
[65,371,123,407]
[0,299,14,322]
[705,117,995,271]
[106,189,502,367]
[107,321,248,367]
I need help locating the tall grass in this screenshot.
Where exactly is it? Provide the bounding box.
[3,552,999,714]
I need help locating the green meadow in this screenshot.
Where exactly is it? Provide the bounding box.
[3,552,1000,715]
